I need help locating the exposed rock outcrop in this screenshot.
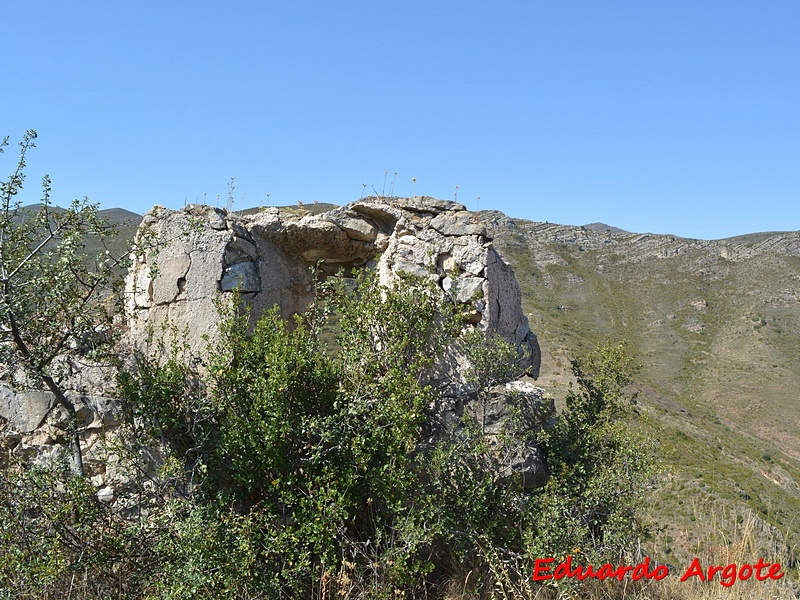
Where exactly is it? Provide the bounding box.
[432,378,555,489]
[2,197,548,495]
[0,381,127,490]
[123,196,546,488]
[126,197,541,380]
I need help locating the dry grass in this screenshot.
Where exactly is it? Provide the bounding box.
[433,511,798,600]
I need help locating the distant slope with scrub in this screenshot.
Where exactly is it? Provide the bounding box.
[82,200,800,565]
[485,211,800,564]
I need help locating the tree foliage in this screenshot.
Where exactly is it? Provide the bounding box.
[0,130,129,474]
[0,460,162,598]
[117,276,659,596]
[530,340,655,564]
[117,274,465,595]
[0,131,657,596]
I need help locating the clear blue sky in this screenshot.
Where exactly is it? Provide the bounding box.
[3,1,798,239]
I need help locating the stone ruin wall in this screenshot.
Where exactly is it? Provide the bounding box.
[125,196,541,379]
[1,196,550,495]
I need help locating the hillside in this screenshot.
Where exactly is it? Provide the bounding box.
[20,203,141,225]
[485,211,800,565]
[19,203,142,263]
[72,201,800,565]
[7,197,800,597]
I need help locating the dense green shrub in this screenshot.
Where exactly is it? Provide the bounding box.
[0,461,158,598]
[529,341,655,565]
[2,268,656,597]
[115,274,657,596]
[117,274,475,595]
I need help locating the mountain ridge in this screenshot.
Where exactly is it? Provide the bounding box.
[15,198,800,565]
[482,207,800,564]
[22,203,800,243]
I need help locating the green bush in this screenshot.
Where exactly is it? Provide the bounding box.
[0,131,132,476]
[0,461,158,598]
[529,341,656,565]
[2,269,657,597]
[123,275,654,596]
[117,273,472,595]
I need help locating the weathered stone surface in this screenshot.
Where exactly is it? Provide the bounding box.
[125,205,233,355]
[349,201,402,228]
[1,387,125,484]
[442,275,485,303]
[226,236,257,260]
[392,259,435,279]
[323,208,378,242]
[430,379,553,489]
[430,211,487,237]
[522,332,542,379]
[482,381,554,488]
[97,486,115,503]
[151,243,191,305]
[485,249,534,356]
[126,198,541,381]
[0,384,53,433]
[497,445,550,489]
[0,429,22,451]
[184,204,227,230]
[0,389,122,436]
[79,395,123,430]
[396,196,465,214]
[221,261,261,292]
[15,443,69,469]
